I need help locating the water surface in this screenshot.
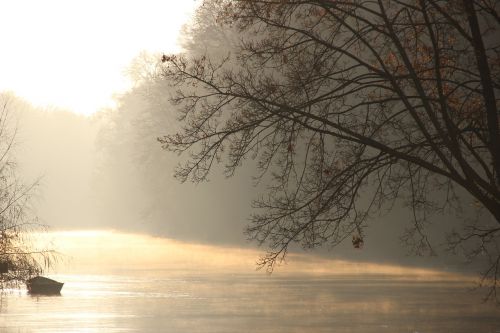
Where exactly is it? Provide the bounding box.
[1,272,499,332]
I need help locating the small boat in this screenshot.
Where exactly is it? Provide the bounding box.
[26,276,64,295]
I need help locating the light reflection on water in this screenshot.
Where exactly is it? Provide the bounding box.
[1,272,499,333]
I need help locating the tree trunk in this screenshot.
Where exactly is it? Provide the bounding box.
[463,0,500,186]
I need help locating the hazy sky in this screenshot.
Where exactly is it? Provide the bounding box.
[0,0,199,116]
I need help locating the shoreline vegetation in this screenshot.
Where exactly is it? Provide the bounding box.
[0,93,57,289]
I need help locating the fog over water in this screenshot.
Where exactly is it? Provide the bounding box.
[4,230,500,332]
[2,272,499,333]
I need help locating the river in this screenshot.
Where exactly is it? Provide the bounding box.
[1,271,499,332]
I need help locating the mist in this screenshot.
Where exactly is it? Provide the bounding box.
[9,82,477,275]
[7,1,485,275]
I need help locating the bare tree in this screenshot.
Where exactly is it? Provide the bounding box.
[0,94,56,288]
[159,0,500,300]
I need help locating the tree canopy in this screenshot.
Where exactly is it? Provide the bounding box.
[159,0,500,300]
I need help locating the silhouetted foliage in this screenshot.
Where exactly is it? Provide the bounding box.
[159,0,500,301]
[0,94,56,288]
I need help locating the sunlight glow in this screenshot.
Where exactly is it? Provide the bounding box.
[0,0,199,116]
[35,230,466,280]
